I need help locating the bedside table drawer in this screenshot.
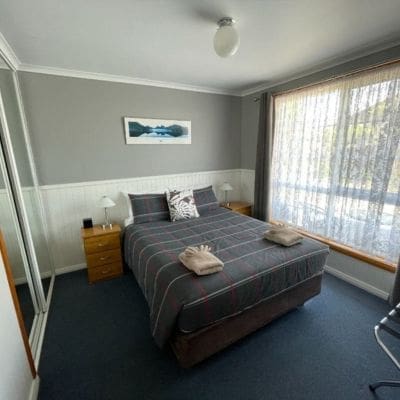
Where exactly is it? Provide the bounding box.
[84,234,120,254]
[86,248,121,268]
[88,262,122,283]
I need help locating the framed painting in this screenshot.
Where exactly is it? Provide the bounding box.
[124,117,191,144]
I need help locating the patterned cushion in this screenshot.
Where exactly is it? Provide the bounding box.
[128,193,169,224]
[193,185,219,214]
[166,189,200,222]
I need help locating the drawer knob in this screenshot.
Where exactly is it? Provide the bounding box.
[100,256,109,261]
[101,268,110,274]
[97,243,106,247]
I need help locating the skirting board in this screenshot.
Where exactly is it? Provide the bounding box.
[324,264,389,300]
[14,271,52,285]
[14,263,86,285]
[28,377,40,400]
[54,263,86,276]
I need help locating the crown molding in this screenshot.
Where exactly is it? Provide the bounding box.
[240,36,400,97]
[0,31,20,70]
[18,63,241,96]
[240,82,271,97]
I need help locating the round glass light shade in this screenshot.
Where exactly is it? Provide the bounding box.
[213,24,240,58]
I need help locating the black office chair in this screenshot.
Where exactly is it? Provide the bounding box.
[369,303,400,392]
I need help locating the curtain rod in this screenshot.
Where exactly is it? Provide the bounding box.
[272,57,400,97]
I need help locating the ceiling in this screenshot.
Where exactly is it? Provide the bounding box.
[1,0,400,95]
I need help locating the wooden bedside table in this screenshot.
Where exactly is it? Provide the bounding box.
[81,224,123,283]
[221,201,252,216]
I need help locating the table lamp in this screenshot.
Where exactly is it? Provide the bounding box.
[97,195,116,229]
[220,182,233,206]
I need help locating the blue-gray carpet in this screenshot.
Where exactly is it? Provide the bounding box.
[38,270,400,400]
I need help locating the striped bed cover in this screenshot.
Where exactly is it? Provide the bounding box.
[124,207,329,347]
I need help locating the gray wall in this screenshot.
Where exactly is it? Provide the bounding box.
[241,44,400,170]
[18,72,241,185]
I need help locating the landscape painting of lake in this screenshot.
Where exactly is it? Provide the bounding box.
[124,117,191,144]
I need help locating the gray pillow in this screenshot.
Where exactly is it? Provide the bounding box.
[193,185,219,214]
[128,193,169,224]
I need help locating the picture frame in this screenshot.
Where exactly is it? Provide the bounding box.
[124,117,191,144]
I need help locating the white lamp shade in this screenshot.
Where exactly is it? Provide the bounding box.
[214,24,240,58]
[220,182,233,191]
[97,195,116,208]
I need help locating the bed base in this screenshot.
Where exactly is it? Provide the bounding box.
[170,272,323,368]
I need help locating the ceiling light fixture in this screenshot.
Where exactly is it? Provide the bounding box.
[213,17,239,58]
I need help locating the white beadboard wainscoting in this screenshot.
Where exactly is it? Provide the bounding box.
[40,169,244,273]
[240,169,255,204]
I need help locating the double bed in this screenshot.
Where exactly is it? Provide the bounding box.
[124,206,329,367]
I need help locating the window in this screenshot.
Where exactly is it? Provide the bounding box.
[271,64,400,265]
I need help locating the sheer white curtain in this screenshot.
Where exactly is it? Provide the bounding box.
[271,64,400,264]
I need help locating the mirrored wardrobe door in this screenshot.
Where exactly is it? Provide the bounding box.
[0,90,44,314]
[0,58,53,303]
[0,120,40,337]
[13,73,54,300]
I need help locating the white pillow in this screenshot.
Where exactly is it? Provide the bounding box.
[121,191,134,227]
[166,189,200,222]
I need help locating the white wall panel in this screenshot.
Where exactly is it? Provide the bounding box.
[240,169,255,204]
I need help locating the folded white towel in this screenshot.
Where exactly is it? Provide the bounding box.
[179,245,224,276]
[264,226,303,247]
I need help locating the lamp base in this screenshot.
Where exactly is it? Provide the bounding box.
[102,207,113,230]
[223,191,230,208]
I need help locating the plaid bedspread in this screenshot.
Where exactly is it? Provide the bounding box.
[124,207,329,347]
